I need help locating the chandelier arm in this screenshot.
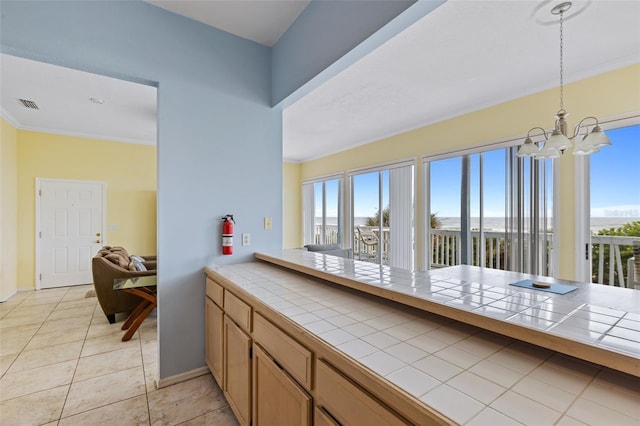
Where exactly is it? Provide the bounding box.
[521,2,610,160]
[569,116,601,140]
[527,127,550,140]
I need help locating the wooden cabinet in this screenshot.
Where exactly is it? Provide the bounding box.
[206,277,224,306]
[253,344,312,426]
[224,290,251,331]
[204,271,439,426]
[224,315,252,426]
[316,359,408,426]
[253,313,312,389]
[315,406,340,426]
[205,297,224,387]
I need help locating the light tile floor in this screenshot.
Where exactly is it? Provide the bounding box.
[0,285,238,426]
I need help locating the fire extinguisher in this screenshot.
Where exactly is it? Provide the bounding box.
[222,214,235,255]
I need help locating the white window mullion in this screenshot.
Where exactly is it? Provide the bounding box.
[302,183,315,245]
[574,155,590,281]
[321,182,327,244]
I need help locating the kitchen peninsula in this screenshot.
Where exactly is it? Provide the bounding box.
[204,250,640,425]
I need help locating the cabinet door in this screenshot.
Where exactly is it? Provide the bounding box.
[253,344,312,426]
[315,406,341,426]
[224,315,252,426]
[316,359,407,426]
[205,297,224,387]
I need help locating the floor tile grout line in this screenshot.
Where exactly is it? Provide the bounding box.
[0,286,229,426]
[140,327,153,425]
[52,286,95,424]
[1,287,92,411]
[0,288,71,380]
[552,367,602,423]
[0,285,161,424]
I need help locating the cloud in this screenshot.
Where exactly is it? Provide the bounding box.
[590,205,640,217]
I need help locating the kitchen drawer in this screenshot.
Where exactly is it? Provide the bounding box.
[253,313,312,389]
[205,277,224,307]
[224,290,252,332]
[316,359,408,426]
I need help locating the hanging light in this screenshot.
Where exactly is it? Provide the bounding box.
[517,2,611,159]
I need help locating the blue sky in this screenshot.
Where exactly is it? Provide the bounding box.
[430,124,639,218]
[590,124,639,217]
[352,171,389,217]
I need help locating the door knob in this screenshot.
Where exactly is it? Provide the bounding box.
[96,232,101,236]
[96,240,101,243]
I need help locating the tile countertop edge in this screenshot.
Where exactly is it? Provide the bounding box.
[253,250,640,378]
[203,263,455,425]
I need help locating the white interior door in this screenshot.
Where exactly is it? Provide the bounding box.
[38,179,105,289]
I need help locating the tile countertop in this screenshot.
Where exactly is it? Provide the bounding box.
[255,250,640,376]
[209,258,640,425]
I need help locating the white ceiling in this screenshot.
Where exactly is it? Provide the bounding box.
[283,0,640,161]
[0,54,157,145]
[1,0,639,161]
[146,0,309,47]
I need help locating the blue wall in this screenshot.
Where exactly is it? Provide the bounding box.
[1,0,281,379]
[272,0,445,107]
[0,0,445,380]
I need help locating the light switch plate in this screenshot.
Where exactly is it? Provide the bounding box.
[242,233,250,246]
[264,217,272,230]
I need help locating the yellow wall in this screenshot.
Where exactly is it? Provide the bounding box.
[283,162,302,248]
[17,130,157,290]
[1,118,19,301]
[291,64,640,279]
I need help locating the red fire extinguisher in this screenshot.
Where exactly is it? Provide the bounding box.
[222,215,235,255]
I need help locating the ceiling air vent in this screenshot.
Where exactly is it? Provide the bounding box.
[19,98,39,109]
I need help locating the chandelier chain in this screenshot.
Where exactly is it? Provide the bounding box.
[559,10,564,111]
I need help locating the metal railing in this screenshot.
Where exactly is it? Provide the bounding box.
[429,229,553,275]
[591,235,637,288]
[429,229,636,288]
[314,225,636,287]
[314,225,390,264]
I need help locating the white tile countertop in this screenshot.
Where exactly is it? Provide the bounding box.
[209,254,640,425]
[255,249,640,377]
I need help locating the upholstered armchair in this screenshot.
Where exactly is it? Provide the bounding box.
[92,246,157,324]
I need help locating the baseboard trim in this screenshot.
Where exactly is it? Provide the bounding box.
[156,366,210,389]
[0,289,17,302]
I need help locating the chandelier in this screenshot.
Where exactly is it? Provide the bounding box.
[517,1,611,159]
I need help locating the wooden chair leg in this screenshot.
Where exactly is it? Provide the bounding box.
[122,302,157,342]
[122,300,150,331]
[106,313,116,324]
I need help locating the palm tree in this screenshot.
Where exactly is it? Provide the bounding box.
[365,206,389,227]
[365,206,441,229]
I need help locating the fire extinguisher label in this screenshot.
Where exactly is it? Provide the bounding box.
[222,236,233,246]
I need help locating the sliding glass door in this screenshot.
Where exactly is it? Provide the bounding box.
[576,123,639,286]
[425,146,552,276]
[350,161,414,269]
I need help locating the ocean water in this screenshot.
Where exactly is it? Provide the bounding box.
[436,217,638,232]
[324,217,638,232]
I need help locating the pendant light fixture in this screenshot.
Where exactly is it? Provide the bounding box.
[517,2,611,159]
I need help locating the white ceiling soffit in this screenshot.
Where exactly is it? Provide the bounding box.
[146,0,310,46]
[0,54,157,145]
[283,0,640,162]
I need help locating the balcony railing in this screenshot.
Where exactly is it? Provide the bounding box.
[430,229,636,288]
[313,224,636,288]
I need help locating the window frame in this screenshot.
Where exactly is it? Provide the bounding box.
[422,137,557,274]
[574,113,640,282]
[347,158,416,269]
[302,173,345,246]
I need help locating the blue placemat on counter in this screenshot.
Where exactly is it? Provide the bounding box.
[509,279,578,295]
